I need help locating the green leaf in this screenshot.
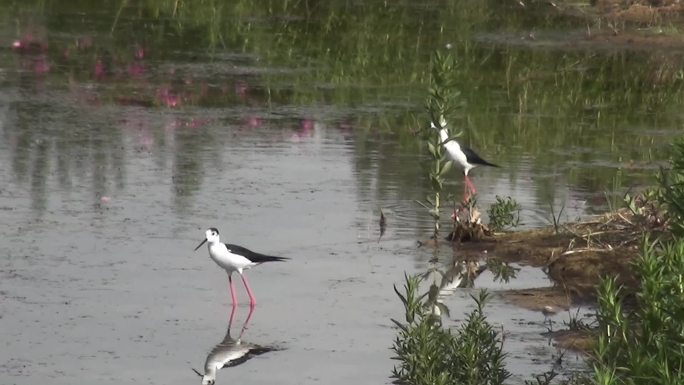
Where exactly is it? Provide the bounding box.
[439,160,453,176]
[430,176,443,191]
[394,284,408,307]
[391,318,408,332]
[427,142,437,158]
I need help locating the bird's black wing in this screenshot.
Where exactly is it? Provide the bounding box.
[462,146,499,168]
[221,346,279,368]
[225,243,289,263]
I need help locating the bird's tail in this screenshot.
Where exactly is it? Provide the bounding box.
[250,254,289,263]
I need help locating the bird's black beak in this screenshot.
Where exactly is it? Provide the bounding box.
[191,368,203,377]
[194,238,207,251]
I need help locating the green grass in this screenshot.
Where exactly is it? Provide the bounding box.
[592,237,684,385]
[487,196,521,231]
[391,274,510,385]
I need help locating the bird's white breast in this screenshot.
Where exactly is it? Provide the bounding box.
[208,243,255,273]
[440,129,471,172]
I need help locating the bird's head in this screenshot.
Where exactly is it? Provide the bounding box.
[194,228,220,251]
[192,368,215,385]
[429,115,448,131]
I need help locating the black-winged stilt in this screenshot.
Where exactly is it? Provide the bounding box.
[431,118,498,200]
[192,307,277,385]
[194,228,288,307]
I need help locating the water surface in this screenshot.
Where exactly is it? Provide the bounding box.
[1,1,682,384]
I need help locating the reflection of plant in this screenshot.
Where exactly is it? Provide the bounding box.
[485,258,519,283]
[592,238,684,385]
[547,201,566,235]
[487,196,521,231]
[392,275,510,385]
[524,370,558,385]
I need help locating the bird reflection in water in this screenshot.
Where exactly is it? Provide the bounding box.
[192,306,278,385]
[441,259,487,291]
[425,259,487,316]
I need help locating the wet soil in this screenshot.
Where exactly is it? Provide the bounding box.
[439,204,668,353]
[561,0,684,50]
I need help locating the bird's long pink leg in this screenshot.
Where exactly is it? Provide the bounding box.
[227,301,237,328]
[228,274,238,308]
[238,306,255,339]
[465,175,477,195]
[241,274,257,308]
[463,176,469,202]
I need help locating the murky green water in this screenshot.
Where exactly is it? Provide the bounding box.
[1,1,682,384]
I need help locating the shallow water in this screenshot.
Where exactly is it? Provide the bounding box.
[1,2,683,384]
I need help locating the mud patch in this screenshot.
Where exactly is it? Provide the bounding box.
[503,287,572,313]
[447,206,665,302]
[547,329,594,352]
[440,201,667,353]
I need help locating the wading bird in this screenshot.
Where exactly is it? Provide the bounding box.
[431,118,499,201]
[194,228,288,307]
[192,306,277,385]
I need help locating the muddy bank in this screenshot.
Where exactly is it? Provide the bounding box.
[436,203,668,352]
[449,208,654,302]
[488,0,684,53]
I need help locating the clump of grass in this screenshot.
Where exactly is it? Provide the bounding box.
[391,274,510,385]
[564,307,594,332]
[592,237,684,385]
[487,195,521,231]
[658,139,684,236]
[548,201,566,235]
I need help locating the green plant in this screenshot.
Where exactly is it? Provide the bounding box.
[418,50,461,240]
[658,139,684,236]
[391,274,510,385]
[623,192,642,216]
[592,237,684,385]
[487,195,521,231]
[604,168,625,214]
[548,201,566,235]
[563,307,594,332]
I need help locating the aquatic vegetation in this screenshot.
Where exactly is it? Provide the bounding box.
[391,274,510,385]
[658,139,684,237]
[420,50,499,242]
[418,50,460,240]
[487,195,521,231]
[592,237,684,385]
[547,201,566,235]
